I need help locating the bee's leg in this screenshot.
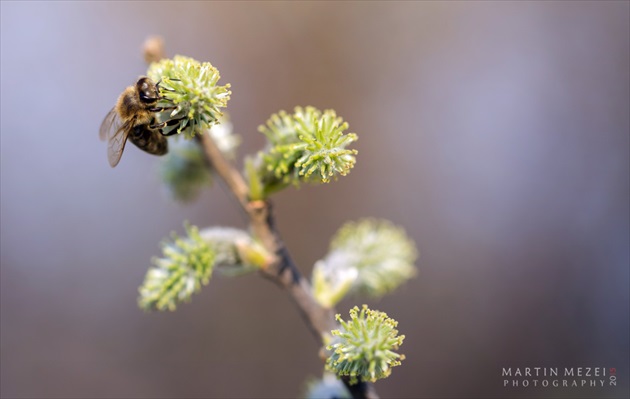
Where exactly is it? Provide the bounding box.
[161,129,181,137]
[150,117,184,129]
[143,95,174,103]
[156,78,180,92]
[151,116,188,136]
[149,105,177,112]
[158,86,177,92]
[150,121,168,130]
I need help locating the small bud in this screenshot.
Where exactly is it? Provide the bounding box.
[159,138,211,202]
[326,305,405,384]
[255,106,358,196]
[143,35,165,63]
[199,227,272,276]
[208,114,240,159]
[316,219,417,299]
[312,260,358,308]
[304,373,351,399]
[245,155,264,201]
[138,224,215,311]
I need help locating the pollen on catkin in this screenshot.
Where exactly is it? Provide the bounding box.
[148,55,231,139]
[326,305,405,384]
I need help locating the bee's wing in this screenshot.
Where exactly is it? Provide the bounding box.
[107,120,133,168]
[99,108,120,141]
[100,107,133,168]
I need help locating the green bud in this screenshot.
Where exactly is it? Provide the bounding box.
[326,305,405,384]
[316,219,417,298]
[255,106,358,196]
[312,262,358,308]
[199,227,272,276]
[147,55,231,139]
[138,223,215,311]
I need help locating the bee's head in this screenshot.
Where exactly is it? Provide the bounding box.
[136,77,159,104]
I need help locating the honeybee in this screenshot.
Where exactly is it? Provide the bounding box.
[99,77,179,167]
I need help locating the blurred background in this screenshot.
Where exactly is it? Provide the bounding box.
[1,1,628,398]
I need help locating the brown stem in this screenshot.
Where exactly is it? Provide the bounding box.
[197,133,378,399]
[142,35,378,399]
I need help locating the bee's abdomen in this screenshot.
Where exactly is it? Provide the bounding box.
[129,125,168,156]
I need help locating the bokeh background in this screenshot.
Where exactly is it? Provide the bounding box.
[1,1,628,398]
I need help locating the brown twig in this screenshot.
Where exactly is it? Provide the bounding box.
[197,134,377,399]
[146,37,378,399]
